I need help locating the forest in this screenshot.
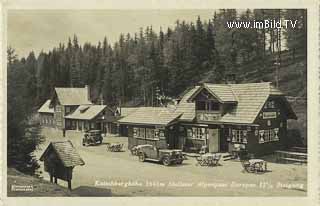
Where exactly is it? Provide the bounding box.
[7,9,307,174]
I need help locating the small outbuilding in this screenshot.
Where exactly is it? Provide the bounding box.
[39,140,85,190]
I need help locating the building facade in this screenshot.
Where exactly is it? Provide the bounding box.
[118,82,297,156]
[38,86,118,135]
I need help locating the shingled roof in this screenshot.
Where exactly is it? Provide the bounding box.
[38,99,54,113]
[119,107,140,117]
[54,87,92,105]
[118,107,182,126]
[177,82,296,124]
[220,82,275,124]
[188,84,237,103]
[175,86,199,121]
[65,105,107,120]
[40,141,85,167]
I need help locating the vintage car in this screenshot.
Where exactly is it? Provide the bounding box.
[82,130,103,146]
[130,144,149,156]
[137,145,184,166]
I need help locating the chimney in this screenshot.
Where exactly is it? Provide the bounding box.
[99,93,104,105]
[85,85,91,102]
[225,73,236,84]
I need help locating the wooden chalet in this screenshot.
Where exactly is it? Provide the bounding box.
[38,85,118,134]
[65,104,117,133]
[118,82,297,156]
[38,99,55,127]
[39,140,85,190]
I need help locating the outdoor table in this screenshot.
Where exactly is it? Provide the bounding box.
[196,153,220,166]
[248,159,267,172]
[202,153,216,158]
[106,143,123,152]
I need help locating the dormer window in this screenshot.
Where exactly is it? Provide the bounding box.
[196,101,220,111]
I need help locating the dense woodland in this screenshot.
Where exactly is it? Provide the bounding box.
[7,9,307,174]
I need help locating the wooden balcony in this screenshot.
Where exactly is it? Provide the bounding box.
[196,110,221,121]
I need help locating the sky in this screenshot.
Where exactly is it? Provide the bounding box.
[8,10,215,58]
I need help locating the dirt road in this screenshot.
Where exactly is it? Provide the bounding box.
[33,128,307,196]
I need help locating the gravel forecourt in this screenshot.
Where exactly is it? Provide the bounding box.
[33,128,307,196]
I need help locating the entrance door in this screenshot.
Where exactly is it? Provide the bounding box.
[208,129,219,153]
[220,129,229,152]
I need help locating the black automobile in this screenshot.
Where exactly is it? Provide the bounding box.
[137,145,184,166]
[82,130,103,146]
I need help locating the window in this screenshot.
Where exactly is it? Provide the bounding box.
[210,102,220,111]
[84,121,89,130]
[72,120,77,129]
[197,101,206,110]
[259,129,279,144]
[146,128,156,139]
[232,129,246,143]
[65,106,71,114]
[134,128,146,139]
[264,100,275,109]
[236,130,242,142]
[187,129,193,139]
[196,101,220,111]
[267,120,271,126]
[159,130,165,139]
[78,121,83,130]
[187,127,206,139]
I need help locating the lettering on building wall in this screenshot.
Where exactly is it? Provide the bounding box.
[262,112,277,119]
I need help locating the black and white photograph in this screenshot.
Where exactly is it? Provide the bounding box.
[3,1,317,203]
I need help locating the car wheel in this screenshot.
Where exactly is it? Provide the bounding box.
[176,160,183,164]
[138,152,145,162]
[82,139,86,146]
[162,157,171,166]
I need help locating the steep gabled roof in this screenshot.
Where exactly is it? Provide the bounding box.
[53,87,92,106]
[188,84,237,103]
[177,82,297,124]
[175,86,200,121]
[65,105,107,120]
[118,107,182,126]
[220,82,272,124]
[40,141,85,167]
[38,99,54,113]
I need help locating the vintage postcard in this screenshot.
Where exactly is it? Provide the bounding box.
[1,0,319,205]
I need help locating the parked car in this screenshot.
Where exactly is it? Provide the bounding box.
[137,145,184,166]
[82,130,103,146]
[130,144,149,156]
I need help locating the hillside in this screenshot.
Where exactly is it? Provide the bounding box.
[202,49,306,98]
[7,168,112,196]
[238,50,307,98]
[7,168,75,197]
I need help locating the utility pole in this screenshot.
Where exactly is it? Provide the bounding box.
[274,59,280,88]
[275,9,282,89]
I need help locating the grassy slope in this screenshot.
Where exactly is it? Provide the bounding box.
[7,168,76,197]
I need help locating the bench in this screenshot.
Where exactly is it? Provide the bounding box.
[279,157,307,164]
[289,147,307,153]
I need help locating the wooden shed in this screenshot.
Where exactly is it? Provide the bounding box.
[39,140,85,190]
